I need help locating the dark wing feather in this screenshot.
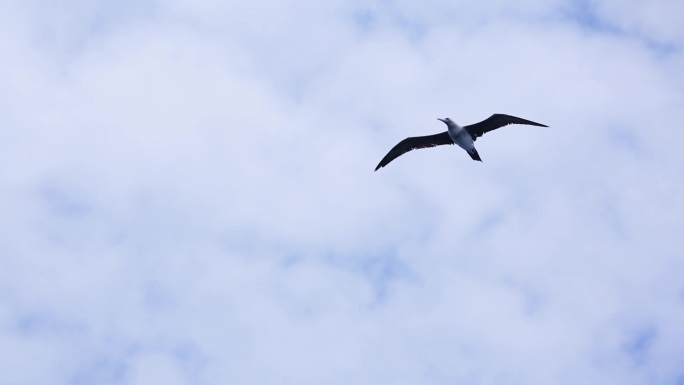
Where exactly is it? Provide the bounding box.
[464,114,548,141]
[375,131,453,171]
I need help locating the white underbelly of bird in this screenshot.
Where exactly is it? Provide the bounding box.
[447,123,480,161]
[448,125,475,151]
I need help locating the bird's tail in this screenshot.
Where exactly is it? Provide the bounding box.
[468,149,482,162]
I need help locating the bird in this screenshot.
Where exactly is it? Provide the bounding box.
[374,113,548,171]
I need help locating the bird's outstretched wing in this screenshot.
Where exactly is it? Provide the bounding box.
[375,131,453,171]
[464,114,548,141]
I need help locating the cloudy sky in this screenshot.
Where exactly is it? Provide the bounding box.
[1,0,684,384]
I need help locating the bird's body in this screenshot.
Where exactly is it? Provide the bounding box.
[444,119,480,161]
[374,113,547,171]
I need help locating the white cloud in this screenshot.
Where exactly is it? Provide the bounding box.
[1,0,684,384]
[592,0,684,44]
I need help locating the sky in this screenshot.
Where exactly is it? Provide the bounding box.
[1,0,684,384]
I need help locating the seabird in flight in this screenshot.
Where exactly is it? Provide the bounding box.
[374,113,548,171]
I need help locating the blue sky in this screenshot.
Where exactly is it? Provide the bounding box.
[1,0,684,384]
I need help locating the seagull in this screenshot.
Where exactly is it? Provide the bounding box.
[374,113,548,171]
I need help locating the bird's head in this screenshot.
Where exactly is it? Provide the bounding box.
[438,118,454,126]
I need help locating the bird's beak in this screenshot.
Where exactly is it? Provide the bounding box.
[437,118,447,123]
